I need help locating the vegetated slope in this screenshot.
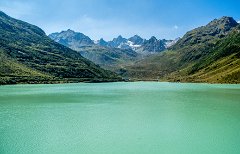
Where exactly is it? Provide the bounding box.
[0,49,52,84]
[77,46,139,71]
[0,11,120,84]
[123,16,240,83]
[184,26,240,83]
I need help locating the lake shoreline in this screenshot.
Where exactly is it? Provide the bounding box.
[1,79,239,86]
[0,77,125,86]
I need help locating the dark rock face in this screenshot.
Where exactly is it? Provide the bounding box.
[96,38,108,46]
[128,35,144,45]
[49,29,94,48]
[140,36,166,52]
[108,35,128,48]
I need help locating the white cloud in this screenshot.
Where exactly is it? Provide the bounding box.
[173,25,179,29]
[238,21,240,24]
[0,1,184,40]
[0,1,34,19]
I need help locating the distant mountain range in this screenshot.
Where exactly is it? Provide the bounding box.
[49,30,179,54]
[0,10,239,84]
[95,35,176,53]
[48,29,179,72]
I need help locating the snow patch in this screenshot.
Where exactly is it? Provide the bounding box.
[127,41,141,48]
[116,41,142,50]
[165,38,180,48]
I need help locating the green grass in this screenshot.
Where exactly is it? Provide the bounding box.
[0,11,121,84]
[123,18,240,83]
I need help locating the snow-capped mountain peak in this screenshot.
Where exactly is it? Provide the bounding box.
[94,35,179,53]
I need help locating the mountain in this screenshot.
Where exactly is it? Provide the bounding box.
[99,35,175,53]
[171,16,238,50]
[123,16,240,83]
[0,11,120,84]
[128,35,145,45]
[49,31,140,71]
[185,26,240,83]
[49,30,177,54]
[108,35,128,48]
[106,35,143,50]
[96,38,108,46]
[137,36,166,53]
[48,29,94,50]
[48,29,178,73]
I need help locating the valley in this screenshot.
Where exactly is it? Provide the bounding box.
[0,11,239,84]
[49,17,240,83]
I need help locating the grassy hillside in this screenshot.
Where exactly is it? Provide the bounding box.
[77,46,139,71]
[0,11,121,84]
[180,26,240,83]
[123,17,240,83]
[0,49,53,84]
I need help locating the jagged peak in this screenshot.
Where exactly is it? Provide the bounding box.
[208,16,238,27]
[133,34,141,38]
[66,29,75,32]
[61,29,76,34]
[149,36,157,41]
[0,10,9,18]
[112,35,127,42]
[99,38,107,43]
[129,35,142,39]
[219,16,235,21]
[117,35,124,39]
[57,29,89,38]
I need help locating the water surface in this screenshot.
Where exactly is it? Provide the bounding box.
[0,82,240,154]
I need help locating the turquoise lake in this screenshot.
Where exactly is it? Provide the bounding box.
[0,82,240,154]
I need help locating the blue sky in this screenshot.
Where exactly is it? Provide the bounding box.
[0,0,239,40]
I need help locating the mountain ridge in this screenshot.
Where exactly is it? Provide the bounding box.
[48,30,178,72]
[0,11,121,84]
[122,16,240,83]
[48,30,178,70]
[49,30,177,53]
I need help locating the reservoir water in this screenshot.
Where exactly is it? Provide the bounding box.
[0,82,240,154]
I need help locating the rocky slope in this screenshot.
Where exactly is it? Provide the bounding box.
[48,30,178,72]
[123,17,240,83]
[96,35,176,53]
[49,30,177,54]
[49,29,94,50]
